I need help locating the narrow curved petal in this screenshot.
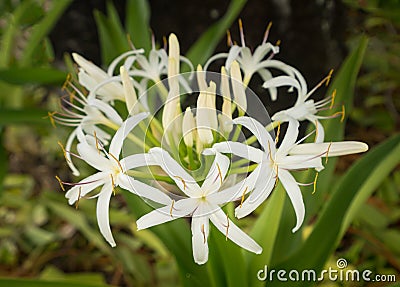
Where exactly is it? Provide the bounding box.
[77,142,111,171]
[208,164,264,205]
[233,116,274,152]
[309,117,325,143]
[278,155,323,171]
[225,45,242,70]
[118,174,172,205]
[96,184,115,247]
[65,172,107,204]
[109,112,149,156]
[65,129,80,176]
[149,148,201,197]
[136,198,198,230]
[89,99,123,125]
[191,205,210,265]
[235,165,275,219]
[288,141,369,157]
[200,151,230,195]
[120,153,157,170]
[210,207,262,254]
[211,141,264,163]
[277,119,299,155]
[278,169,305,233]
[262,76,302,95]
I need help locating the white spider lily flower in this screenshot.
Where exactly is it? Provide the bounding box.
[211,117,368,232]
[64,113,172,247]
[219,66,233,135]
[182,107,196,147]
[53,82,123,176]
[136,147,262,265]
[72,53,125,102]
[196,81,218,146]
[120,66,140,115]
[264,70,342,142]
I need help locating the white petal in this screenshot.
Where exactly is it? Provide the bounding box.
[120,153,157,170]
[262,76,301,94]
[77,142,111,171]
[120,66,139,114]
[191,205,210,265]
[277,119,299,155]
[65,129,80,176]
[278,169,305,233]
[230,61,247,112]
[235,165,275,219]
[109,112,149,156]
[136,198,198,230]
[225,45,242,70]
[96,184,115,247]
[89,99,123,125]
[118,174,172,205]
[149,148,201,197]
[210,207,262,254]
[289,141,369,157]
[65,172,107,204]
[200,151,230,194]
[233,116,275,153]
[211,141,263,163]
[278,155,323,171]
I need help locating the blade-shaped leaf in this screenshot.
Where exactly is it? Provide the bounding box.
[0,109,49,125]
[0,67,67,85]
[125,0,151,52]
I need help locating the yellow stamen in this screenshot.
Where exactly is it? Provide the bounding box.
[94,131,100,154]
[201,224,206,243]
[174,176,187,190]
[267,141,273,162]
[276,39,281,46]
[57,141,70,163]
[110,174,116,196]
[170,200,175,217]
[216,163,223,186]
[240,186,248,208]
[313,172,319,194]
[264,21,272,40]
[329,89,336,109]
[325,142,332,164]
[162,36,167,49]
[225,214,230,241]
[326,69,334,86]
[275,122,281,144]
[75,187,82,209]
[109,153,124,173]
[314,120,319,143]
[55,175,65,191]
[127,33,134,50]
[340,105,345,122]
[46,111,57,128]
[62,73,72,91]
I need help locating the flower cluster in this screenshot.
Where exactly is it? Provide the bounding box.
[54,30,368,265]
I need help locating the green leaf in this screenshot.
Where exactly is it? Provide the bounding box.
[271,134,400,287]
[0,278,110,287]
[125,0,151,52]
[94,2,130,66]
[186,0,247,66]
[246,186,286,287]
[0,109,49,125]
[20,0,73,66]
[0,128,6,196]
[0,67,67,85]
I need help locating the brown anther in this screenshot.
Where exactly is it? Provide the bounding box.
[276,39,281,46]
[174,176,187,190]
[330,89,337,109]
[275,122,281,144]
[162,36,167,49]
[109,153,124,173]
[57,141,71,163]
[325,142,332,164]
[238,18,245,46]
[216,163,223,186]
[226,30,233,47]
[240,186,249,208]
[201,224,206,243]
[75,187,82,209]
[55,175,65,191]
[170,200,175,217]
[312,172,319,194]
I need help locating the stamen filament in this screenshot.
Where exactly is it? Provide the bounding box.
[55,175,65,191]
